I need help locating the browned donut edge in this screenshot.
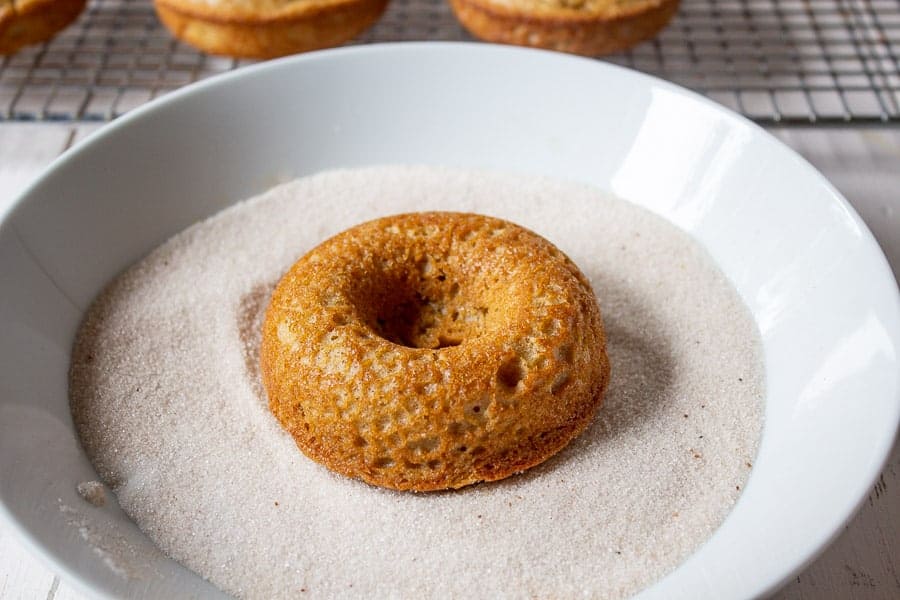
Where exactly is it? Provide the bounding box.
[153,0,389,59]
[0,0,87,55]
[444,374,608,489]
[448,0,680,56]
[277,363,609,492]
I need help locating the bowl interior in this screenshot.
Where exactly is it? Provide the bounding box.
[0,43,898,600]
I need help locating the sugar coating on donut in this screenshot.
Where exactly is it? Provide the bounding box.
[261,212,609,491]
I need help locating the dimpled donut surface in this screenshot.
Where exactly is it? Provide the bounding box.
[260,212,610,492]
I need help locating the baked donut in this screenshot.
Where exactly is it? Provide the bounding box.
[448,0,680,56]
[0,0,86,55]
[153,0,389,59]
[261,212,610,492]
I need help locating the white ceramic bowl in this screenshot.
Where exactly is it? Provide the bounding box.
[1,43,898,599]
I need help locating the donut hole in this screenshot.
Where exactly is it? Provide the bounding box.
[354,269,488,350]
[372,298,466,349]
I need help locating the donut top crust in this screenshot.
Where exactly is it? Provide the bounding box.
[461,0,671,19]
[154,0,364,21]
[261,212,610,492]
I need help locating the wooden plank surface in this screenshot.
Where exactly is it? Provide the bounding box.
[0,125,73,216]
[0,125,897,599]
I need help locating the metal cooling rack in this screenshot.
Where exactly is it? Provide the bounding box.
[1,0,898,125]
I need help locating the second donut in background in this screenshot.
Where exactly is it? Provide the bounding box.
[0,0,87,55]
[153,0,389,59]
[448,0,681,56]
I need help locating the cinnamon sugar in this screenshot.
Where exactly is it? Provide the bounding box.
[70,166,764,599]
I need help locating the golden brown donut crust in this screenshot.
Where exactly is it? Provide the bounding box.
[261,212,610,492]
[153,0,388,59]
[0,0,86,55]
[448,0,680,56]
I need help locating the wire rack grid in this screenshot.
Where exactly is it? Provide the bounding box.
[1,0,898,125]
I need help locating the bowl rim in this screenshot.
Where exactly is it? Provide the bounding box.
[1,41,898,600]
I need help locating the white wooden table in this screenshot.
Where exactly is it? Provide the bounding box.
[0,125,897,599]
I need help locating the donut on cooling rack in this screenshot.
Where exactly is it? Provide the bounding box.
[448,0,680,56]
[261,212,610,492]
[0,0,87,55]
[153,0,389,59]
